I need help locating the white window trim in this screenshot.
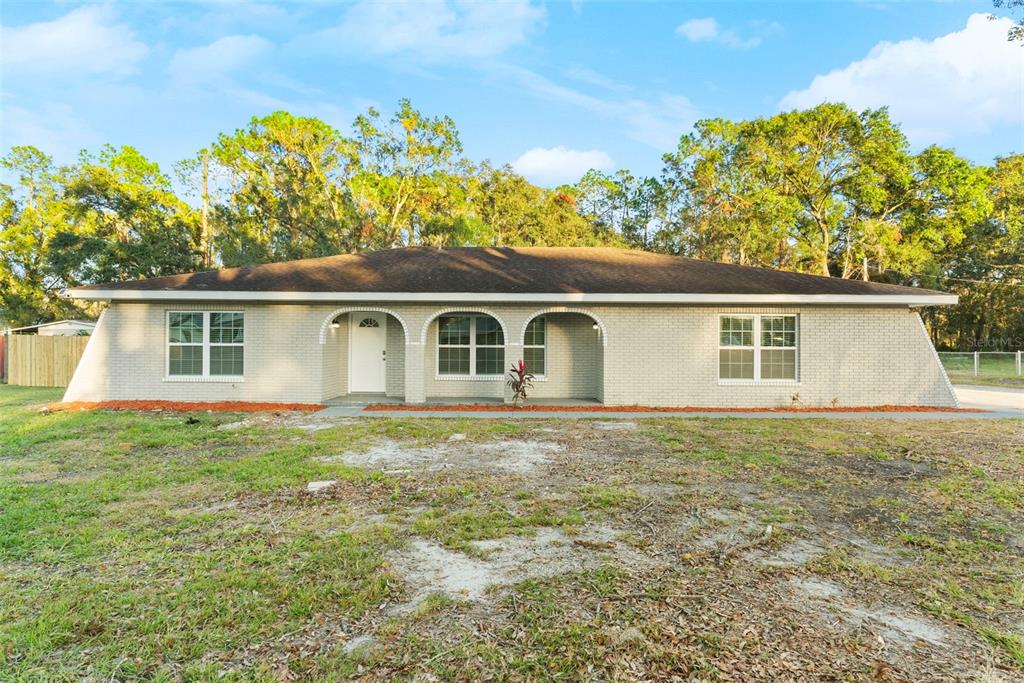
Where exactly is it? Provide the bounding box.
[435,315,505,381]
[165,310,245,382]
[718,314,799,386]
[523,316,547,379]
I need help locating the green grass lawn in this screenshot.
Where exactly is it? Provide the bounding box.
[941,353,1024,387]
[1,385,1022,681]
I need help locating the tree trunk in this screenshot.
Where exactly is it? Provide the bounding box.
[200,150,211,268]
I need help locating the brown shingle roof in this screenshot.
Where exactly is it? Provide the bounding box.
[73,247,948,297]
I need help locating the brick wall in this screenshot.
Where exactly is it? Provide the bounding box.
[63,301,957,408]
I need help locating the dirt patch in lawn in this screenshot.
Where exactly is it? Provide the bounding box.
[318,439,564,475]
[387,524,633,607]
[329,421,1022,680]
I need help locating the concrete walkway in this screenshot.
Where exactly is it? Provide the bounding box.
[955,384,1024,414]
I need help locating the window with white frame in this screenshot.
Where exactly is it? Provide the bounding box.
[437,315,504,376]
[719,314,797,382]
[523,317,546,375]
[168,311,244,378]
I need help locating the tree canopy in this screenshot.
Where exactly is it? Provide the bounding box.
[1,99,1019,351]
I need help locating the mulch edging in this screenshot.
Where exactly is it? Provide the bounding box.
[47,400,322,413]
[364,404,984,413]
[42,400,984,415]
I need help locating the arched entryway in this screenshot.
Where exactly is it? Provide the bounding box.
[320,308,407,402]
[518,309,606,402]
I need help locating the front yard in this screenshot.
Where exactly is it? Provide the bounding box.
[1,385,1022,681]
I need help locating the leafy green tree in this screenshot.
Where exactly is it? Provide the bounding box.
[925,154,1021,349]
[573,169,659,249]
[47,146,201,286]
[656,118,797,266]
[471,164,620,247]
[0,147,83,326]
[211,111,359,265]
[748,104,915,277]
[350,99,465,247]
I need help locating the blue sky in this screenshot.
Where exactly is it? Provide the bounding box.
[2,1,1022,187]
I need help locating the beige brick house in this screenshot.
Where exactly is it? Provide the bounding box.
[63,247,959,408]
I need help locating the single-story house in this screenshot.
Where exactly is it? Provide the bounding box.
[62,247,959,408]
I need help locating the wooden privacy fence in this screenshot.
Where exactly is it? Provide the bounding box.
[6,335,90,387]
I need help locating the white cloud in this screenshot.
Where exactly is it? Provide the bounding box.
[0,103,102,161]
[779,14,1024,144]
[564,65,630,93]
[512,146,613,186]
[676,18,720,42]
[309,0,545,60]
[0,6,148,78]
[168,35,274,84]
[493,64,699,149]
[675,17,765,49]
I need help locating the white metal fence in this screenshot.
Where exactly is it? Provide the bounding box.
[938,351,1023,381]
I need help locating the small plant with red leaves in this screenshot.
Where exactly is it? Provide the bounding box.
[506,359,535,407]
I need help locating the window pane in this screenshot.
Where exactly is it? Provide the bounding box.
[210,346,244,376]
[720,317,753,346]
[438,347,470,375]
[524,347,545,376]
[169,312,203,344]
[761,349,796,380]
[438,316,470,345]
[762,316,796,347]
[210,312,244,343]
[475,347,505,375]
[719,349,754,379]
[524,317,545,346]
[475,316,504,345]
[169,345,203,376]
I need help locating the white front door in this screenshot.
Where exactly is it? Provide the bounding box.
[349,312,387,392]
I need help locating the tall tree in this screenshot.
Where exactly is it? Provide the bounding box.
[48,145,201,286]
[656,118,797,266]
[573,169,659,249]
[211,111,359,265]
[0,147,82,326]
[472,164,620,247]
[175,148,217,268]
[350,99,465,247]
[924,154,1021,349]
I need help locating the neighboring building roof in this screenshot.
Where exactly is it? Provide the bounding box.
[65,247,956,305]
[4,319,97,333]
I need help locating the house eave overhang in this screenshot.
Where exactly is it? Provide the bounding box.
[64,289,959,307]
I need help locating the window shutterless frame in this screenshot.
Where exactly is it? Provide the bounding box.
[523,316,546,377]
[436,315,505,379]
[165,310,245,382]
[718,313,799,384]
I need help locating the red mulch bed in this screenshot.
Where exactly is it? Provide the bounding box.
[47,400,322,413]
[364,404,983,413]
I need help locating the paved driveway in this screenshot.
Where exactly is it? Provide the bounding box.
[955,384,1024,416]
